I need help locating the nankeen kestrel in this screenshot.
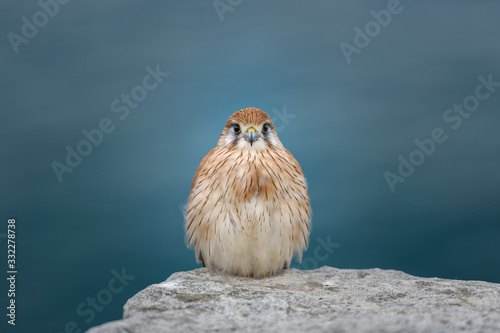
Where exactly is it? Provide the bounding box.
[185,107,311,277]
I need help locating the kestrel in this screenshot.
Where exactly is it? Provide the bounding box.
[185,107,311,277]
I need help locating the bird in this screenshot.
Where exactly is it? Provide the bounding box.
[185,107,311,278]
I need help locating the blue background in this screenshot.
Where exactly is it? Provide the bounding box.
[2,1,500,332]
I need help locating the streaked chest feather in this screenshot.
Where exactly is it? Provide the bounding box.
[204,148,293,205]
[187,146,309,246]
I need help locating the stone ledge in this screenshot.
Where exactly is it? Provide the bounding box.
[87,266,500,333]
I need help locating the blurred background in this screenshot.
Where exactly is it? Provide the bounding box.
[1,0,500,332]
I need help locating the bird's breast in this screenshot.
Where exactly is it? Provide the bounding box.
[225,152,278,203]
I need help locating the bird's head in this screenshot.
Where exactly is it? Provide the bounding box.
[217,108,282,150]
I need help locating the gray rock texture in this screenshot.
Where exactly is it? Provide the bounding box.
[87,266,500,333]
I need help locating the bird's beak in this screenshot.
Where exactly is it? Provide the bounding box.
[245,127,259,146]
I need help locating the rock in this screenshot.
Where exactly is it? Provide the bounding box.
[87,266,500,333]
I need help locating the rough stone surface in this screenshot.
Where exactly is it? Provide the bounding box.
[87,266,500,333]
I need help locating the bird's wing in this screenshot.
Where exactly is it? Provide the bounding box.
[191,148,218,193]
[283,148,311,253]
[284,148,305,176]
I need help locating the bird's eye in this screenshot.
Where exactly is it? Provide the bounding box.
[262,124,270,133]
[233,124,241,133]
